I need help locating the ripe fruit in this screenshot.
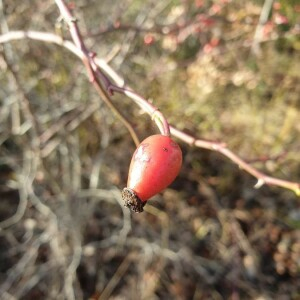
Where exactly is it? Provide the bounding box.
[122,134,182,212]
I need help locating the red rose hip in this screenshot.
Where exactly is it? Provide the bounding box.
[122,134,182,212]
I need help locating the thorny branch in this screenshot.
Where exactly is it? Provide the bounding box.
[54,0,300,196]
[0,34,299,196]
[0,2,298,195]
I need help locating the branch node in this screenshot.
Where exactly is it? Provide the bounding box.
[107,85,114,96]
[151,108,160,120]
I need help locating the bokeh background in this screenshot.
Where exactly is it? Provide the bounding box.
[0,0,299,299]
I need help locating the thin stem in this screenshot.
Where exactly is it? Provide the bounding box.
[110,86,170,136]
[170,126,300,195]
[54,0,140,146]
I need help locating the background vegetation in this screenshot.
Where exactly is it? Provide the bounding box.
[0,0,299,299]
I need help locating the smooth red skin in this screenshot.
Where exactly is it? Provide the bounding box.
[127,135,182,202]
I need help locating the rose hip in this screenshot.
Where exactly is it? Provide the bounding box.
[122,134,182,212]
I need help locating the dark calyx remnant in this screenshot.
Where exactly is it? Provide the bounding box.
[122,187,145,213]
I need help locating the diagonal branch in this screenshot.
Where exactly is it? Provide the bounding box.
[54,0,140,146]
[0,27,299,195]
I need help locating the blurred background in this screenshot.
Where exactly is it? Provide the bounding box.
[0,0,299,299]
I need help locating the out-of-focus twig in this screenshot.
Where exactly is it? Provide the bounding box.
[98,254,132,300]
[251,0,274,56]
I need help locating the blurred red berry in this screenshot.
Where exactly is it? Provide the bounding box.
[144,34,155,45]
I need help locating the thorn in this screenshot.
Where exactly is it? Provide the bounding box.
[254,178,265,189]
[89,51,97,58]
[294,187,300,197]
[69,17,77,23]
